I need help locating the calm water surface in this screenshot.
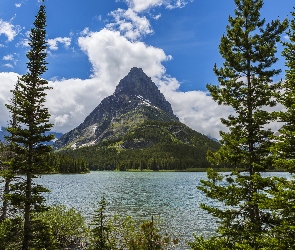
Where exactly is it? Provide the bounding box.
[36,171,289,249]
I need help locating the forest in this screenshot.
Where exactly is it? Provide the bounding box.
[1,0,295,249]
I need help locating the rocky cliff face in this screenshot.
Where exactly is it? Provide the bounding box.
[54,67,179,150]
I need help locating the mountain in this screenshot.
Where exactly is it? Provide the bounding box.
[54,67,179,150]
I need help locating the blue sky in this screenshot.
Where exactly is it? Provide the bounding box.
[0,0,294,138]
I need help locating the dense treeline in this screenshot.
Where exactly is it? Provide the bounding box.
[60,120,220,171]
[0,142,89,174]
[46,153,89,174]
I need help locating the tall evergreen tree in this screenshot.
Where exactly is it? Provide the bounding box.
[190,0,287,249]
[265,7,295,249]
[272,8,295,173]
[5,1,53,249]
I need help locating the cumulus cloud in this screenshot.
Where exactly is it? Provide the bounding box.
[0,19,21,42]
[124,0,192,13]
[0,72,111,133]
[15,3,22,8]
[47,37,71,51]
[107,8,153,41]
[78,28,170,80]
[47,78,114,131]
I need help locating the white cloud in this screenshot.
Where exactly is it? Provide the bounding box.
[3,54,14,61]
[2,54,18,67]
[17,38,29,47]
[16,31,30,48]
[107,8,153,41]
[124,0,192,13]
[78,29,169,80]
[46,78,113,131]
[15,3,22,8]
[0,0,279,140]
[0,19,21,42]
[47,37,71,51]
[125,0,162,13]
[80,27,90,36]
[153,14,161,20]
[4,63,13,68]
[158,80,231,138]
[166,0,190,9]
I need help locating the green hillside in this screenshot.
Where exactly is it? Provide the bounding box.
[58,120,220,171]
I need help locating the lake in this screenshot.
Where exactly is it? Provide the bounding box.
[35,171,289,249]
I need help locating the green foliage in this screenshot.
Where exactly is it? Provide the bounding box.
[271,8,295,173]
[191,0,288,249]
[128,220,171,250]
[61,121,220,171]
[88,196,115,250]
[88,197,177,250]
[46,152,89,174]
[0,205,88,250]
[261,177,295,249]
[264,8,295,250]
[35,205,88,249]
[30,218,58,250]
[0,142,16,221]
[188,235,229,250]
[0,217,23,250]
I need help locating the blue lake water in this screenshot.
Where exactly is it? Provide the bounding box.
[35,171,289,249]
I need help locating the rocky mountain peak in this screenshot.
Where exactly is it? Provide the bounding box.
[115,67,153,95]
[114,67,177,119]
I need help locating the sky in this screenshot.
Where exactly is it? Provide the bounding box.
[0,0,294,139]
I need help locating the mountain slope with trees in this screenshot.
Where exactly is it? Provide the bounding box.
[60,120,220,170]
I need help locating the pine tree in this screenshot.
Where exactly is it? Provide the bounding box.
[266,7,295,249]
[88,196,116,250]
[190,0,287,249]
[272,8,295,173]
[5,1,53,249]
